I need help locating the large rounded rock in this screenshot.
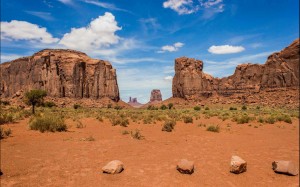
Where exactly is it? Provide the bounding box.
[230,156,247,174]
[176,159,194,174]
[272,161,298,176]
[102,160,124,174]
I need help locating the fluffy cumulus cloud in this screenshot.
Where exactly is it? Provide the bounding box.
[59,12,121,51]
[163,0,224,15]
[208,45,245,54]
[0,20,59,44]
[158,42,184,53]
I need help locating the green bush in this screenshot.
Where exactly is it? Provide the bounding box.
[168,103,174,109]
[160,104,168,110]
[73,104,81,109]
[29,115,67,133]
[194,106,201,111]
[206,125,220,133]
[0,112,15,125]
[162,120,176,132]
[205,107,210,110]
[114,105,123,110]
[183,116,193,123]
[234,114,251,124]
[107,104,112,108]
[130,129,144,140]
[229,107,237,110]
[257,116,264,123]
[241,105,247,110]
[0,100,10,106]
[265,116,276,124]
[42,101,56,108]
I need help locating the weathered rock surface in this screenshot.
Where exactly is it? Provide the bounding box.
[150,89,162,102]
[272,161,298,176]
[128,97,143,108]
[176,159,194,174]
[230,156,247,174]
[0,49,119,101]
[172,39,299,105]
[102,160,124,174]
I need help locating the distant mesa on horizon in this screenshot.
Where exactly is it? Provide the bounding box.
[127,97,143,108]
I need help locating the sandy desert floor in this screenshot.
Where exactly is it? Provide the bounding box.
[1,116,299,187]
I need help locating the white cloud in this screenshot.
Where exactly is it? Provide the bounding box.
[83,0,129,12]
[25,11,54,21]
[1,20,59,44]
[208,45,245,54]
[163,0,198,15]
[0,54,23,63]
[59,12,121,51]
[57,0,73,5]
[158,42,184,53]
[200,0,223,8]
[164,76,173,81]
[163,0,224,15]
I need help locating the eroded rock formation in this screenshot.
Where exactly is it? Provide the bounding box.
[172,39,299,104]
[150,89,162,102]
[128,97,143,108]
[0,49,119,101]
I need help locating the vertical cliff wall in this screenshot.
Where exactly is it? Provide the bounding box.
[0,49,120,101]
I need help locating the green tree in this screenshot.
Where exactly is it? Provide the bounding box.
[24,89,47,114]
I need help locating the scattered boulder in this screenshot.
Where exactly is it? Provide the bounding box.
[230,156,247,174]
[176,159,194,174]
[102,160,124,174]
[272,161,298,176]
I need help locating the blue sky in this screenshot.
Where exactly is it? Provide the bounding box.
[1,0,299,103]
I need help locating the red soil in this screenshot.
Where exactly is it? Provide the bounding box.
[1,117,299,186]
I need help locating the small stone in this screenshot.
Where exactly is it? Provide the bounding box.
[272,161,298,176]
[230,156,247,174]
[102,160,124,174]
[177,159,194,174]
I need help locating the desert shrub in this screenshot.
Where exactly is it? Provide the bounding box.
[168,103,174,109]
[130,129,144,140]
[257,116,264,123]
[29,115,67,132]
[205,107,210,110]
[265,116,276,124]
[80,136,95,141]
[229,107,237,110]
[162,120,176,132]
[122,130,130,135]
[256,106,260,110]
[160,104,168,110]
[241,105,247,110]
[73,104,81,109]
[206,125,220,133]
[0,100,10,105]
[107,104,112,108]
[183,116,193,123]
[0,127,12,139]
[275,114,292,124]
[76,120,85,128]
[114,105,123,110]
[147,105,158,110]
[110,117,129,127]
[234,114,251,124]
[194,106,201,111]
[0,112,15,125]
[42,101,56,108]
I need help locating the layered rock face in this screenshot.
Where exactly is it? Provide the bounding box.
[0,49,120,101]
[172,39,299,103]
[150,89,162,102]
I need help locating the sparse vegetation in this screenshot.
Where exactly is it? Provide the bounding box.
[206,125,220,132]
[242,105,247,110]
[160,104,168,110]
[162,120,176,132]
[167,103,174,109]
[229,107,237,110]
[24,89,47,114]
[0,127,12,139]
[0,100,10,106]
[194,106,201,111]
[29,115,67,133]
[42,101,56,108]
[130,129,144,140]
[183,116,193,123]
[73,104,81,109]
[122,130,130,135]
